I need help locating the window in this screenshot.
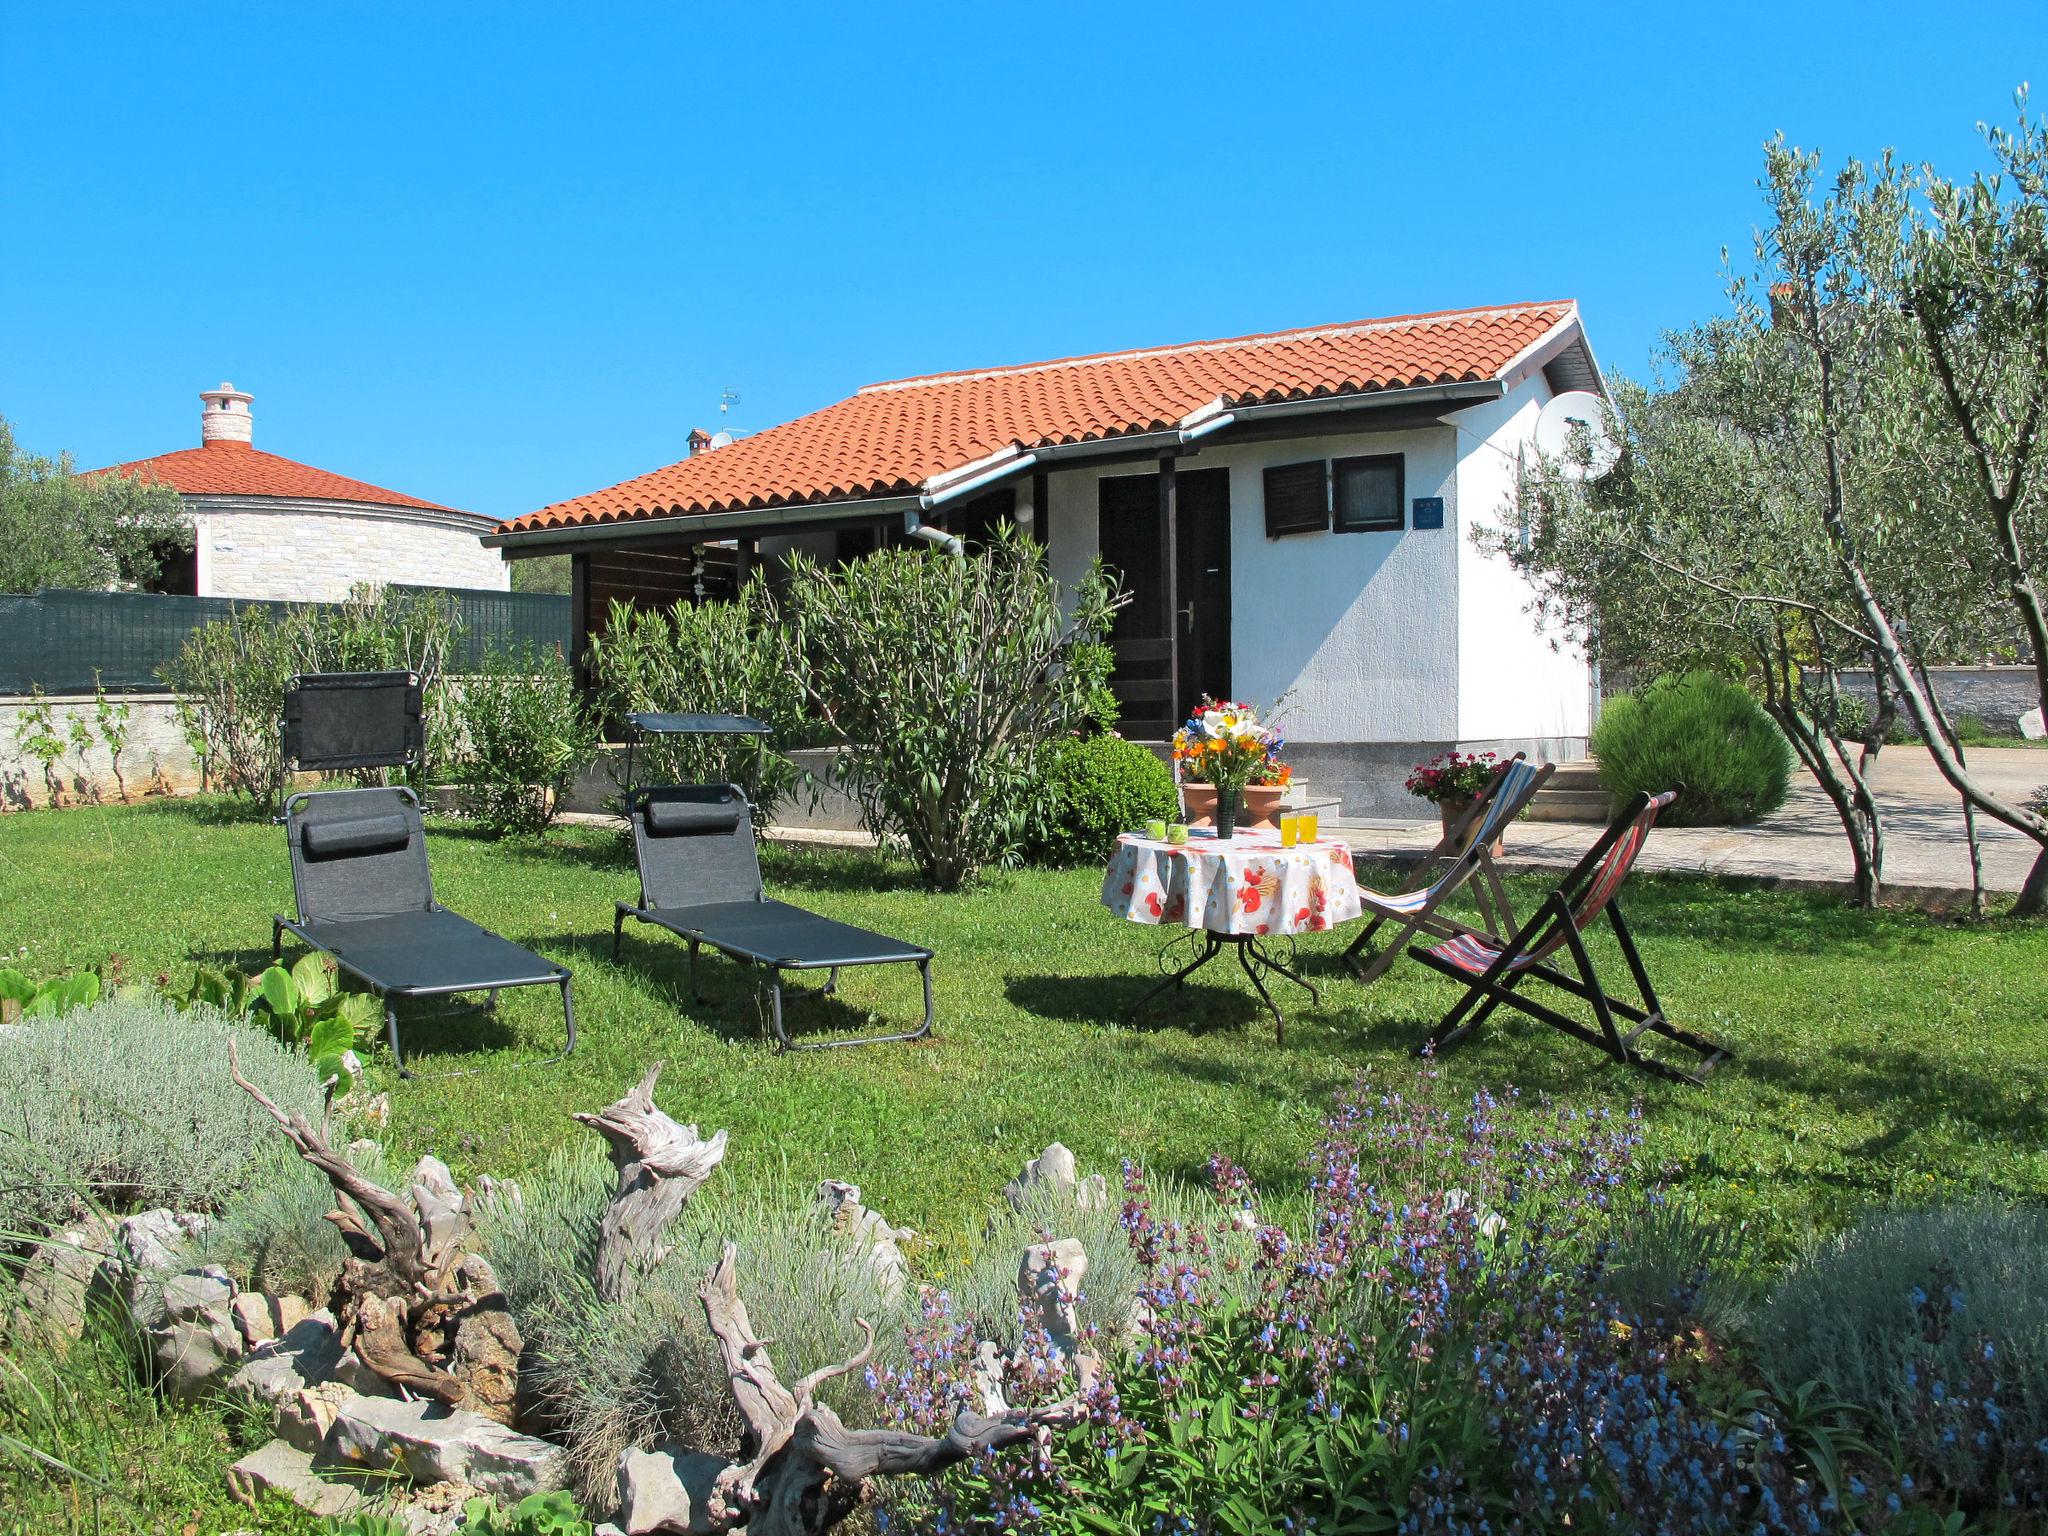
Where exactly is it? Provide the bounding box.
[1332,454,1404,533]
[1262,460,1328,538]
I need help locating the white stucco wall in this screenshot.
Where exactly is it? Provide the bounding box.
[1043,404,1591,750]
[1448,380,1594,743]
[1045,424,1462,745]
[188,495,509,601]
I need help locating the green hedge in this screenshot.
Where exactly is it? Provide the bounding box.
[1021,734,1178,866]
[1593,672,1793,826]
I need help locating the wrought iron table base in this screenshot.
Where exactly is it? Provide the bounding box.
[1127,929,1321,1043]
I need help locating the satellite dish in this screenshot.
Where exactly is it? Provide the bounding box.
[707,430,736,450]
[1532,390,1620,477]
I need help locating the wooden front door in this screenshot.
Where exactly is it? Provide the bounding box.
[1097,466,1231,738]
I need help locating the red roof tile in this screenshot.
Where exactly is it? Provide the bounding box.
[499,301,1579,537]
[94,441,461,514]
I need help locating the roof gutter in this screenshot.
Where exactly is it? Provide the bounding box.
[488,379,1505,552]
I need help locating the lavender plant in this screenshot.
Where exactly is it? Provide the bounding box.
[878,1070,1850,1535]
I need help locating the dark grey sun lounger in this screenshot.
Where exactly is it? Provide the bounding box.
[273,786,575,1077]
[613,784,933,1051]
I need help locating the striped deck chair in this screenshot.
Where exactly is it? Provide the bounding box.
[1409,790,1729,1084]
[1341,754,1555,985]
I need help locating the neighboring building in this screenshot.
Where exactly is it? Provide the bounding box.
[486,302,1604,814]
[95,383,507,601]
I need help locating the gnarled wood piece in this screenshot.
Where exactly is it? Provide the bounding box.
[228,1038,429,1289]
[574,1062,728,1303]
[689,1241,1076,1536]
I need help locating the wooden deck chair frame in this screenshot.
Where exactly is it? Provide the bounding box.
[1340,754,1555,984]
[1408,790,1730,1085]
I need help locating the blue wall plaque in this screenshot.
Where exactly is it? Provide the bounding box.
[1412,496,1445,530]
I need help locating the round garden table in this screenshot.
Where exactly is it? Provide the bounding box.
[1101,828,1364,1041]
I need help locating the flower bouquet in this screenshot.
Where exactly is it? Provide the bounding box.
[1172,698,1286,836]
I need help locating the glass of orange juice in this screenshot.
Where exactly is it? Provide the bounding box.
[1301,812,1320,843]
[1278,813,1299,847]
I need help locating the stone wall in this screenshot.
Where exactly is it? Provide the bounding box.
[1830,665,2042,735]
[191,496,509,602]
[0,692,202,810]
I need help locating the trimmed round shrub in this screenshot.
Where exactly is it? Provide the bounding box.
[1021,733,1178,865]
[1762,1204,2048,1513]
[1592,672,1792,825]
[0,996,323,1238]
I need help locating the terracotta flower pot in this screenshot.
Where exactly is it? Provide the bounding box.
[1180,782,1218,827]
[1437,794,1504,858]
[1242,784,1287,831]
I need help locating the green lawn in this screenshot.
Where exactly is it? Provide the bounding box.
[5,795,2046,1267]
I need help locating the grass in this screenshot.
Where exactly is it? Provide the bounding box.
[4,795,2044,1257]
[3,795,2046,1526]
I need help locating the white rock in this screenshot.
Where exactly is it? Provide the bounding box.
[230,1291,283,1348]
[108,1209,209,1318]
[1004,1143,1108,1213]
[227,1438,364,1519]
[2021,705,2045,740]
[615,1443,725,1535]
[321,1394,568,1503]
[814,1180,914,1299]
[276,1381,357,1454]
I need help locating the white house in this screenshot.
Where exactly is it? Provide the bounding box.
[95,383,508,601]
[486,301,1603,814]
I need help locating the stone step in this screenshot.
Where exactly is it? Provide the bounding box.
[1542,758,1606,791]
[1525,790,1613,823]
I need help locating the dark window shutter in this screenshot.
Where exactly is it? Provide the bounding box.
[1263,460,1328,537]
[1333,454,1404,533]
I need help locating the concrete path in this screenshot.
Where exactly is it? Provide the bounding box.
[1333,746,2047,904]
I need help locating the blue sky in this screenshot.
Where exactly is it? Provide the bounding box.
[2,2,2038,522]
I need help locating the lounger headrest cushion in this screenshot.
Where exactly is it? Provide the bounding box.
[642,800,743,837]
[302,812,413,860]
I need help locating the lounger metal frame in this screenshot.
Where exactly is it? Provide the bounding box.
[273,785,576,1078]
[614,783,934,1052]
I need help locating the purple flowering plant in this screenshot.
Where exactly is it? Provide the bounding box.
[873,1066,1889,1535]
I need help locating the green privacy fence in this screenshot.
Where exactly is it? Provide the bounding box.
[0,585,572,694]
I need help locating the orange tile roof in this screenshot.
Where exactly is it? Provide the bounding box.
[94,441,461,514]
[498,300,1580,537]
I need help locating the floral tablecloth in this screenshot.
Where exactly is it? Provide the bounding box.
[1101,830,1364,937]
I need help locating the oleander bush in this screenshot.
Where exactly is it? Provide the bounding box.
[584,575,813,828]
[1763,1204,2048,1517]
[451,641,599,836]
[161,585,460,809]
[477,1140,915,1502]
[1020,733,1178,866]
[1594,670,1794,825]
[0,996,323,1240]
[784,528,1122,889]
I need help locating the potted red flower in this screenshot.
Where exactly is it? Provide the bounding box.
[1404,750,1506,855]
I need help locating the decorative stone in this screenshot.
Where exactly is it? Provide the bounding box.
[394,1478,483,1536]
[108,1209,209,1317]
[230,1291,284,1348]
[16,1216,113,1345]
[227,1439,364,1519]
[320,1394,568,1503]
[222,1311,345,1416]
[1004,1143,1108,1214]
[2022,706,2045,740]
[408,1155,468,1268]
[276,1381,358,1454]
[162,1265,236,1319]
[615,1443,726,1536]
[150,1310,245,1402]
[813,1180,914,1299]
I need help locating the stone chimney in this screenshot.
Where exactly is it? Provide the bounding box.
[687,427,714,456]
[201,381,254,446]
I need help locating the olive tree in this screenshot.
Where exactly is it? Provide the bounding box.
[0,414,188,593]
